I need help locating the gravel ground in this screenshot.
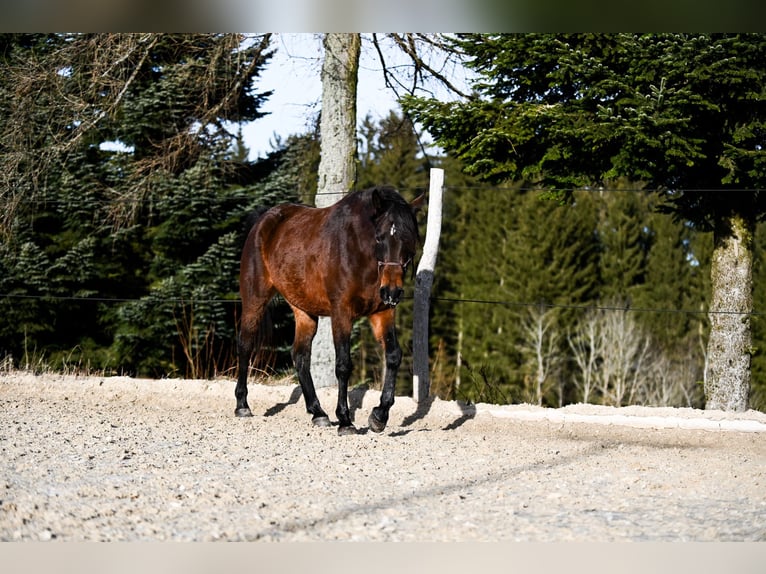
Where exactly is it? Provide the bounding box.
[1,373,765,542]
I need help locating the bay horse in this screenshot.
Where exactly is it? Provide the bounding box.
[235,186,424,435]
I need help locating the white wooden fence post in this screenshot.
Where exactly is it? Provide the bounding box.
[412,168,444,402]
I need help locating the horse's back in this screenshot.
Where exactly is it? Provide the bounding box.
[246,194,378,316]
[248,203,331,313]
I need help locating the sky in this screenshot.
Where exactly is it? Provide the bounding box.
[98,34,468,161]
[240,33,470,160]
[241,34,396,160]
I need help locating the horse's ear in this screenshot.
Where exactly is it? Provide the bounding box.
[410,193,426,214]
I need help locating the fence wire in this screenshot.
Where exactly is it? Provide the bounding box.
[3,185,763,317]
[0,291,759,318]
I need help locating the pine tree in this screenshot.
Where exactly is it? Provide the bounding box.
[440,187,600,405]
[596,191,650,304]
[0,34,279,375]
[630,196,702,348]
[405,33,766,411]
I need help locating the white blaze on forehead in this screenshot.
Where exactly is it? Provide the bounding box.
[390,223,397,236]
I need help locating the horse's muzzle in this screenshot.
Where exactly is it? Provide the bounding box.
[380,286,403,307]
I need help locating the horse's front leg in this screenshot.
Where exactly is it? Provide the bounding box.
[291,307,331,427]
[332,316,357,436]
[368,309,402,433]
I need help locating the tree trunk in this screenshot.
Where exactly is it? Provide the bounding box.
[311,33,360,388]
[705,211,753,411]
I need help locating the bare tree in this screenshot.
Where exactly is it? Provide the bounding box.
[598,306,652,406]
[636,342,704,408]
[370,33,471,100]
[569,303,652,407]
[570,303,706,409]
[519,305,561,406]
[568,315,599,404]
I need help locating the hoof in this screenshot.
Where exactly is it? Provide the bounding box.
[235,407,253,417]
[368,411,387,434]
[338,425,358,436]
[312,415,332,428]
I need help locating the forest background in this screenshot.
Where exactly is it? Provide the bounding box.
[1,33,765,412]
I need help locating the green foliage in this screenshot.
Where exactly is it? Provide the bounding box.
[404,34,766,221]
[596,190,651,302]
[441,188,596,404]
[430,188,714,408]
[109,136,312,377]
[357,112,429,192]
[113,231,241,377]
[0,33,294,377]
[2,34,764,413]
[404,33,765,410]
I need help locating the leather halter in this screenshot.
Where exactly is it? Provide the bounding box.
[377,258,412,270]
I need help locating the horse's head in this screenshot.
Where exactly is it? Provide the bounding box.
[371,187,425,307]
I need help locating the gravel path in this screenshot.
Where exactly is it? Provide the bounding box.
[2,373,765,541]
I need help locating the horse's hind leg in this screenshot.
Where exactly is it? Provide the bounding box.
[235,299,269,417]
[235,261,274,417]
[291,307,331,427]
[368,309,402,433]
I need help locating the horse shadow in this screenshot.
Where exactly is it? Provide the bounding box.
[348,387,476,432]
[400,395,477,432]
[348,386,371,426]
[262,385,372,430]
[263,385,302,417]
[262,385,476,433]
[349,387,480,433]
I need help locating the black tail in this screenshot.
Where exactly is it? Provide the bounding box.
[244,206,270,236]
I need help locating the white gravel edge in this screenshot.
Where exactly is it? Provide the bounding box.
[4,372,766,433]
[481,407,766,433]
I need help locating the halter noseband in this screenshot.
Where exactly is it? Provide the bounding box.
[377,258,412,270]
[377,258,414,281]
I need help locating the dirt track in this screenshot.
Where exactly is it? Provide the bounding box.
[1,373,765,541]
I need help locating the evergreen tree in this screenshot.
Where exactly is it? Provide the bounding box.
[441,188,600,405]
[595,190,650,304]
[405,33,766,411]
[357,112,429,192]
[0,33,280,375]
[631,195,707,350]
